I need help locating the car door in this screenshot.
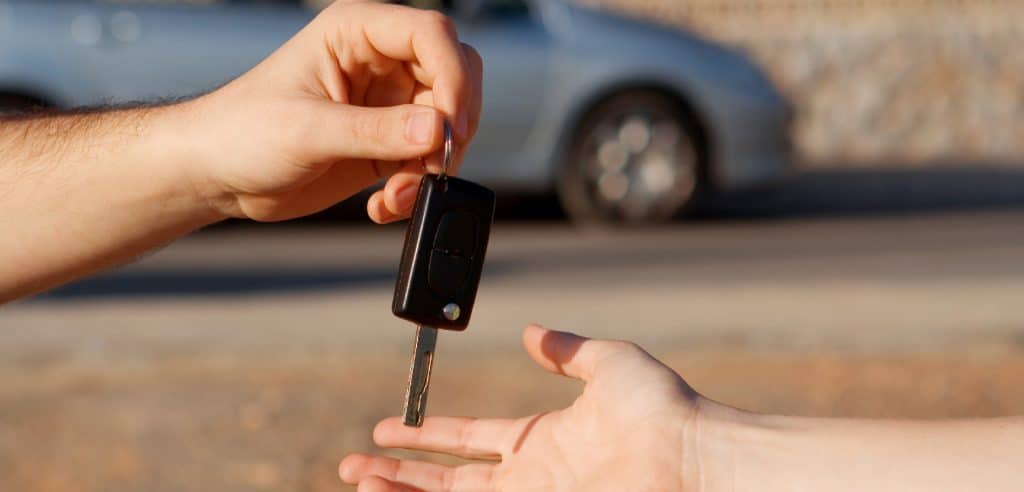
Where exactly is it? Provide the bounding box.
[451,1,551,185]
[67,0,311,104]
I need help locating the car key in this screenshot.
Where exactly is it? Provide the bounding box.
[394,122,496,427]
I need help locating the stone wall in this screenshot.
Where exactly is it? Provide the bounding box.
[582,0,1024,165]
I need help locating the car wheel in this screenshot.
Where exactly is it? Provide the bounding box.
[559,91,705,225]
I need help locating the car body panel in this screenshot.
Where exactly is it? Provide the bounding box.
[0,0,790,195]
[455,6,553,185]
[0,1,309,106]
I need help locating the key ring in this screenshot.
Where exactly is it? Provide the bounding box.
[419,120,455,179]
[440,120,454,179]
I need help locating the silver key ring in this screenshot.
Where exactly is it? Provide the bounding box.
[440,120,454,179]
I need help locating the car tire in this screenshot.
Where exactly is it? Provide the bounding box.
[559,91,705,226]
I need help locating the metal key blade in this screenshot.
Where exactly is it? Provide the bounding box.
[403,325,438,427]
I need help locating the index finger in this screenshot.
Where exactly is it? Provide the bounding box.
[373,416,514,460]
[328,3,471,139]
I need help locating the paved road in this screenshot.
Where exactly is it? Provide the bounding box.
[5,208,1024,376]
[5,192,1024,491]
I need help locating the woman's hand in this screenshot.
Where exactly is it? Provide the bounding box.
[185,1,483,224]
[340,325,708,491]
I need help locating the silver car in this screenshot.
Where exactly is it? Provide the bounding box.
[0,0,791,224]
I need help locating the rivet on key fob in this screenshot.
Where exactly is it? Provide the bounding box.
[394,121,495,427]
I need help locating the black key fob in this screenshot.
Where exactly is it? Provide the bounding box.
[392,174,496,331]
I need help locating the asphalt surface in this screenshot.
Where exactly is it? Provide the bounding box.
[5,164,1024,369]
[7,206,1024,364]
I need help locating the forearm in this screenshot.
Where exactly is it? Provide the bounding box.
[0,103,223,302]
[698,400,1024,491]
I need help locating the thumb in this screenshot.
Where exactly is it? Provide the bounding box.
[522,324,629,382]
[312,103,444,161]
[523,325,683,392]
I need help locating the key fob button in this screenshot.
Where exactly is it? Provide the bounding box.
[433,210,478,257]
[427,249,470,298]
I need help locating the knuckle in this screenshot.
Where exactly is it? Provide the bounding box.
[383,457,401,481]
[423,10,457,37]
[322,0,351,20]
[354,111,389,144]
[457,421,474,451]
[442,467,458,491]
[329,0,364,12]
[611,340,642,354]
[277,103,318,158]
[464,44,483,69]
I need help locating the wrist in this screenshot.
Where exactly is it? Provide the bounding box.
[686,398,780,492]
[156,94,238,221]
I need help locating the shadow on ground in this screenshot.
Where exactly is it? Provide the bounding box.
[692,165,1024,220]
[37,259,540,299]
[217,164,1024,224]
[37,268,399,300]
[35,164,1024,300]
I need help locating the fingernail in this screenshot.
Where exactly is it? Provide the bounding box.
[423,152,443,174]
[396,185,418,213]
[406,111,436,145]
[456,111,470,140]
[368,197,394,224]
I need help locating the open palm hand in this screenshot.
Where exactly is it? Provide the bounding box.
[340,325,704,491]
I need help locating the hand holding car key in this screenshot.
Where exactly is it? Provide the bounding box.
[392,121,496,427]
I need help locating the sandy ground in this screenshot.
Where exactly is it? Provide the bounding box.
[4,347,1024,492]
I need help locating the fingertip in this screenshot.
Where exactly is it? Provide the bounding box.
[456,110,470,142]
[523,324,584,349]
[372,417,402,446]
[422,149,444,175]
[522,324,593,379]
[461,42,483,69]
[522,324,558,371]
[521,323,547,348]
[338,454,367,483]
[366,192,396,224]
[462,44,483,143]
[382,171,423,218]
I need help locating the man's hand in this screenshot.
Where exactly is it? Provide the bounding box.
[186,1,482,223]
[339,325,706,491]
[0,1,481,301]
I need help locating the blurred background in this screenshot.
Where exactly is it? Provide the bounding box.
[2,0,1024,490]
